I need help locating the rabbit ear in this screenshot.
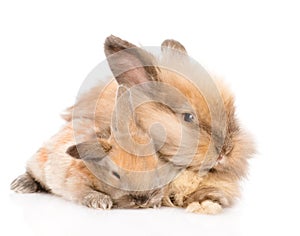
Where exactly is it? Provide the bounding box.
[161,39,187,54]
[66,139,112,161]
[104,35,159,87]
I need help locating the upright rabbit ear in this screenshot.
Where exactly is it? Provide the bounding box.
[161,39,187,54]
[104,35,159,87]
[66,139,112,161]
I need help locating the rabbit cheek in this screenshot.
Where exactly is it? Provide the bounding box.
[137,108,182,155]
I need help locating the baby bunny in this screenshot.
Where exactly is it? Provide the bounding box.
[11,35,255,213]
[10,35,183,209]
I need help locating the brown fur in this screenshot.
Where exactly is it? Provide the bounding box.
[161,39,187,54]
[11,35,255,213]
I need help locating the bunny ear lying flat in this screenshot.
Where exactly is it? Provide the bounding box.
[66,140,112,161]
[161,39,187,54]
[104,35,159,87]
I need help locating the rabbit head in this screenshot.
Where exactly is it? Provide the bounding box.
[103,35,254,179]
[66,138,165,208]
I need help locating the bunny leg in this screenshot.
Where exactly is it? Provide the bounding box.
[10,172,46,193]
[186,200,222,214]
[184,187,232,214]
[81,190,113,209]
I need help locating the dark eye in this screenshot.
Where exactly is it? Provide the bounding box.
[112,171,120,179]
[183,113,194,122]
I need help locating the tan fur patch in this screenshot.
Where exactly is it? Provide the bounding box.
[37,148,48,168]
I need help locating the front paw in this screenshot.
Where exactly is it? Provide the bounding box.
[186,200,222,214]
[82,191,113,210]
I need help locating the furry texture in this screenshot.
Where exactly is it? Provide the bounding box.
[11,35,255,213]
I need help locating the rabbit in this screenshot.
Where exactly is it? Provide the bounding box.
[11,35,255,213]
[65,136,167,209]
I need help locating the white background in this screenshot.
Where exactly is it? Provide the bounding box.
[1,0,300,235]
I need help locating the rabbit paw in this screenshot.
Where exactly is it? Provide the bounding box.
[186,200,222,214]
[10,173,40,193]
[82,191,113,210]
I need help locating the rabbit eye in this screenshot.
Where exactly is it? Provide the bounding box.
[183,113,194,122]
[112,171,120,179]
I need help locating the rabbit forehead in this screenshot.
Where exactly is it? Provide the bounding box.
[159,69,212,121]
[159,69,236,117]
